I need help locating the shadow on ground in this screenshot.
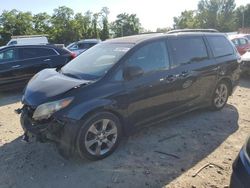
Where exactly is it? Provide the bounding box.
[0,89,22,107]
[239,75,250,88]
[0,104,239,188]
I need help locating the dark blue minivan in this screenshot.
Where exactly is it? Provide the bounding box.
[17,30,241,160]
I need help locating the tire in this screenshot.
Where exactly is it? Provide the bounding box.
[76,112,122,160]
[210,81,229,111]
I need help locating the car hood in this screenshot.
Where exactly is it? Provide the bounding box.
[22,69,90,107]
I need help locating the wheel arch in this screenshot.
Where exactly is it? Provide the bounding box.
[219,77,233,96]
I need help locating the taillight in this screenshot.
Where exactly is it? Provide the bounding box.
[70,52,77,59]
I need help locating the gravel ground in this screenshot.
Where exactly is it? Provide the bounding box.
[0,77,249,188]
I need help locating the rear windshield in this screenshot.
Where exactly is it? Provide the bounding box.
[61,43,133,80]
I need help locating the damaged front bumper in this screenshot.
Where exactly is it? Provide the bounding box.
[17,105,79,158]
[17,105,71,142]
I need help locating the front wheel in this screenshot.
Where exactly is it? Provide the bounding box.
[76,112,122,160]
[211,81,229,110]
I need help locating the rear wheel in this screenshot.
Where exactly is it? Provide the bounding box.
[76,112,122,160]
[211,81,229,110]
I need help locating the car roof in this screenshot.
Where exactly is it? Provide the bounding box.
[0,44,59,49]
[104,32,226,45]
[78,39,101,43]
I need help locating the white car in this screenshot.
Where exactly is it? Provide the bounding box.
[7,36,48,46]
[241,51,250,75]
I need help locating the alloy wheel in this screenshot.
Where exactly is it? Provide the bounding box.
[84,119,118,156]
[214,83,228,108]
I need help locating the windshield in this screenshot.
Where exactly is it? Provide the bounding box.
[61,43,133,80]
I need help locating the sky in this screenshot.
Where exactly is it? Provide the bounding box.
[0,0,248,31]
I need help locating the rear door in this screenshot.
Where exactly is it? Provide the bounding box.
[13,47,59,82]
[206,35,239,91]
[166,35,218,108]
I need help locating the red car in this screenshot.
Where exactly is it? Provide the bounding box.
[230,35,250,55]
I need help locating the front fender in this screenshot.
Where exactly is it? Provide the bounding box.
[67,99,115,120]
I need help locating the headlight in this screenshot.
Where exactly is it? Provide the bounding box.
[32,97,74,121]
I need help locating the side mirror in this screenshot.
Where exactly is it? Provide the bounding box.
[123,66,144,80]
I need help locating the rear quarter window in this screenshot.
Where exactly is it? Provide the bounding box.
[207,36,234,58]
[19,47,57,59]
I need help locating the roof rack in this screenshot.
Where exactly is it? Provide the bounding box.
[167,29,219,34]
[11,34,48,39]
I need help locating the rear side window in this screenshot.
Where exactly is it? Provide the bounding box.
[0,49,15,62]
[38,48,57,56]
[19,48,57,59]
[78,43,96,49]
[168,37,208,67]
[127,41,169,73]
[207,36,234,58]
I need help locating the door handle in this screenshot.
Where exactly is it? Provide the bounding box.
[180,70,190,77]
[12,65,21,68]
[165,75,177,83]
[43,59,51,62]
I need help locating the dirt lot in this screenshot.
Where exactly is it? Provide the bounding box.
[0,77,249,188]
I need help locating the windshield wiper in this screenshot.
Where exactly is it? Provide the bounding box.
[61,72,82,79]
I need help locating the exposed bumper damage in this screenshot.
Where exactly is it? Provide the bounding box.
[17,105,78,158]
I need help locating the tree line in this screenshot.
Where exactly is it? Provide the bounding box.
[0,0,250,46]
[0,6,141,46]
[173,0,250,32]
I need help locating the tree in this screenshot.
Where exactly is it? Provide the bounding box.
[197,0,236,31]
[91,13,100,39]
[100,7,110,40]
[173,10,199,29]
[111,13,141,37]
[33,12,51,34]
[173,0,237,32]
[0,9,34,45]
[50,6,75,44]
[235,4,250,28]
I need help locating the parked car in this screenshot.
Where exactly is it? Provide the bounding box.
[0,45,76,90]
[229,35,250,55]
[241,51,250,75]
[237,33,250,41]
[18,30,240,160]
[7,35,48,46]
[66,39,101,56]
[230,136,250,188]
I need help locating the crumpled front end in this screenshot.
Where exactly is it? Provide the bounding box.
[18,104,79,158]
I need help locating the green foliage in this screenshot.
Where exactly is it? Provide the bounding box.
[235,4,250,28]
[33,13,51,34]
[0,6,129,46]
[111,13,141,37]
[173,0,243,32]
[100,7,110,41]
[0,9,34,45]
[173,10,199,29]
